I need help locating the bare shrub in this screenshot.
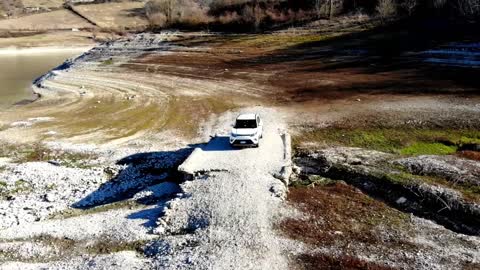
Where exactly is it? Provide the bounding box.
[148,12,168,27]
[455,0,480,18]
[174,0,211,25]
[431,0,447,8]
[376,0,397,19]
[402,0,417,15]
[145,0,210,27]
[145,0,173,22]
[218,11,240,24]
[241,3,265,30]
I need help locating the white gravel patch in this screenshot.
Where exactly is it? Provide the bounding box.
[0,206,159,243]
[0,162,107,229]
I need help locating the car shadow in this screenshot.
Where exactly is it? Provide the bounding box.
[200,136,239,152]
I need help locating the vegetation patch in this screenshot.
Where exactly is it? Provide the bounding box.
[85,239,147,255]
[0,181,7,199]
[295,128,480,156]
[100,59,114,66]
[279,182,411,249]
[50,200,141,220]
[400,142,458,156]
[289,174,336,188]
[0,142,97,168]
[294,253,395,270]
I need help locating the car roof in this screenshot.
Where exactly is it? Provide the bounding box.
[236,113,257,120]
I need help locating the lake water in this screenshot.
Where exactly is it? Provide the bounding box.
[0,50,85,109]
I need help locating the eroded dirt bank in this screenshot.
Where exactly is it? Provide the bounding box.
[0,22,479,269]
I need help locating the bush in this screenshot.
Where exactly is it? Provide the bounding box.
[376,0,397,19]
[145,0,210,27]
[455,0,480,19]
[401,0,417,15]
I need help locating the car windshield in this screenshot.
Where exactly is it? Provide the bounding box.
[235,119,257,129]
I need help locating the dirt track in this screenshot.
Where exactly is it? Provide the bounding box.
[149,108,290,269]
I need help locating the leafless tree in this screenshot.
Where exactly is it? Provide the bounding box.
[455,0,480,18]
[376,0,397,20]
[402,0,417,15]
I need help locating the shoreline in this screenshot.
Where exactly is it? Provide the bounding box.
[0,45,93,56]
[0,45,94,109]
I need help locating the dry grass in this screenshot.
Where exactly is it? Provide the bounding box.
[22,0,64,9]
[0,141,97,167]
[72,2,148,29]
[0,9,93,30]
[294,253,395,270]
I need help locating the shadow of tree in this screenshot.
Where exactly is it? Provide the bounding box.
[72,146,197,209]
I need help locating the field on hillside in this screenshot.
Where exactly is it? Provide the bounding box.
[22,0,64,9]
[0,9,93,30]
[72,1,148,29]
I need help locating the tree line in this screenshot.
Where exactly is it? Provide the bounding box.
[144,0,480,30]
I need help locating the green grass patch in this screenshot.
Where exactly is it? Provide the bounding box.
[100,59,114,66]
[0,181,7,199]
[290,175,336,188]
[295,128,480,156]
[12,179,32,194]
[400,142,458,156]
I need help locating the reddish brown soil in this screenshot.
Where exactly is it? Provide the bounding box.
[280,183,411,246]
[294,253,395,270]
[458,151,480,161]
[280,183,416,269]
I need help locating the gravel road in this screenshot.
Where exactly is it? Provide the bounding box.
[148,109,293,269]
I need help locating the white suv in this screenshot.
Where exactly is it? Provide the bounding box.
[229,113,263,147]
